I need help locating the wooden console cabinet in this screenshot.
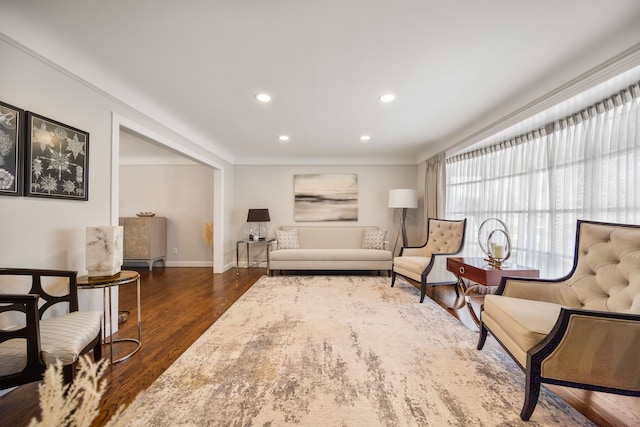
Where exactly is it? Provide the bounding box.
[119,217,167,271]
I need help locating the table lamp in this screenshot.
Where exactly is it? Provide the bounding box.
[247,208,270,240]
[86,226,123,277]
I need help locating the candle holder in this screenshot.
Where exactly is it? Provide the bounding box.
[478,218,512,269]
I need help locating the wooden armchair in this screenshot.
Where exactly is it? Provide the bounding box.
[391,218,467,302]
[0,268,103,389]
[477,220,640,420]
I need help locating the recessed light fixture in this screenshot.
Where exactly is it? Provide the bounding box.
[278,135,290,141]
[360,135,371,141]
[379,93,395,103]
[255,93,272,103]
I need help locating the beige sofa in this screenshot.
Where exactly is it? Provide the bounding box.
[477,220,640,420]
[268,226,392,275]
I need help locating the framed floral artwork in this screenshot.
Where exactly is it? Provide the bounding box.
[0,100,24,196]
[25,112,89,200]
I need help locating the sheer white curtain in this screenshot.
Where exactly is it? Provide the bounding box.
[446,82,640,277]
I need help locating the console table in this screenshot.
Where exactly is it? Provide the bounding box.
[446,257,539,327]
[120,216,166,271]
[77,270,141,364]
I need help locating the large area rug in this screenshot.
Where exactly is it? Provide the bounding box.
[121,276,592,426]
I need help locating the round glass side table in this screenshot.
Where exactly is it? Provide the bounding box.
[77,270,141,364]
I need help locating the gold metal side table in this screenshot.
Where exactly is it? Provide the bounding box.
[77,270,141,364]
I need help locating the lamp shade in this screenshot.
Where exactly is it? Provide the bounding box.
[247,208,271,222]
[388,189,418,209]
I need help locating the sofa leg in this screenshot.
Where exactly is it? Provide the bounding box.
[391,271,396,287]
[477,322,488,350]
[521,365,541,421]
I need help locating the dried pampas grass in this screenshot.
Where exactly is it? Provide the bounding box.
[29,356,134,427]
[203,222,213,247]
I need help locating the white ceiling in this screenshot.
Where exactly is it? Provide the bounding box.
[1,1,640,165]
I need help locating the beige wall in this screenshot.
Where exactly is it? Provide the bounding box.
[119,164,214,266]
[233,164,421,262]
[0,36,233,328]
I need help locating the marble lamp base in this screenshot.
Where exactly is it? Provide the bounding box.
[86,226,124,277]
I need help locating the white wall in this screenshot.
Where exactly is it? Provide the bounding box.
[0,36,235,334]
[233,164,420,262]
[119,164,214,266]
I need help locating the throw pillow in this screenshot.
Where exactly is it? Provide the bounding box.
[275,229,299,249]
[362,228,386,249]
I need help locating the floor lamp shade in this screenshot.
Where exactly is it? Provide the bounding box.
[388,189,418,209]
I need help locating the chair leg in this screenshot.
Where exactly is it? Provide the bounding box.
[62,363,75,384]
[477,322,488,350]
[93,335,103,361]
[521,362,542,421]
[391,271,396,287]
[420,278,426,303]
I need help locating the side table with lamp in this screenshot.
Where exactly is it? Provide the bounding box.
[81,226,142,364]
[237,208,273,274]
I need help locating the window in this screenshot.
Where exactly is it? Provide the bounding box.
[446,83,640,277]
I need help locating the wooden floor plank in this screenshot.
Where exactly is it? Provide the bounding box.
[0,267,637,426]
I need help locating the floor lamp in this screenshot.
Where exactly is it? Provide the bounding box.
[388,189,418,249]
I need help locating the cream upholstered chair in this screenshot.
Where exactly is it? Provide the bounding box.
[0,268,103,388]
[477,220,640,420]
[391,218,467,302]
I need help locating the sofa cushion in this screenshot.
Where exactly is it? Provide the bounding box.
[483,295,564,354]
[362,228,386,249]
[275,229,299,249]
[270,248,392,262]
[282,226,376,249]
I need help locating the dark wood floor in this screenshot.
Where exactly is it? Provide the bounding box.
[1,267,638,426]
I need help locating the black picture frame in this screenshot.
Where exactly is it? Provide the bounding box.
[25,112,89,200]
[0,100,24,196]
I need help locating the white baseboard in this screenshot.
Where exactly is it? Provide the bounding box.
[122,261,214,269]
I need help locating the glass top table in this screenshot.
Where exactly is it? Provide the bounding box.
[77,270,141,363]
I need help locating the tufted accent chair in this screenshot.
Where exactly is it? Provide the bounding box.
[477,220,640,421]
[391,218,467,302]
[0,268,103,389]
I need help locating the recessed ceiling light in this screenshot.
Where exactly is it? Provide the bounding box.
[360,135,371,141]
[278,135,290,141]
[379,93,395,103]
[255,93,271,102]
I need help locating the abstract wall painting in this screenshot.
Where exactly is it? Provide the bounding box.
[26,112,89,200]
[0,101,24,196]
[294,174,358,222]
